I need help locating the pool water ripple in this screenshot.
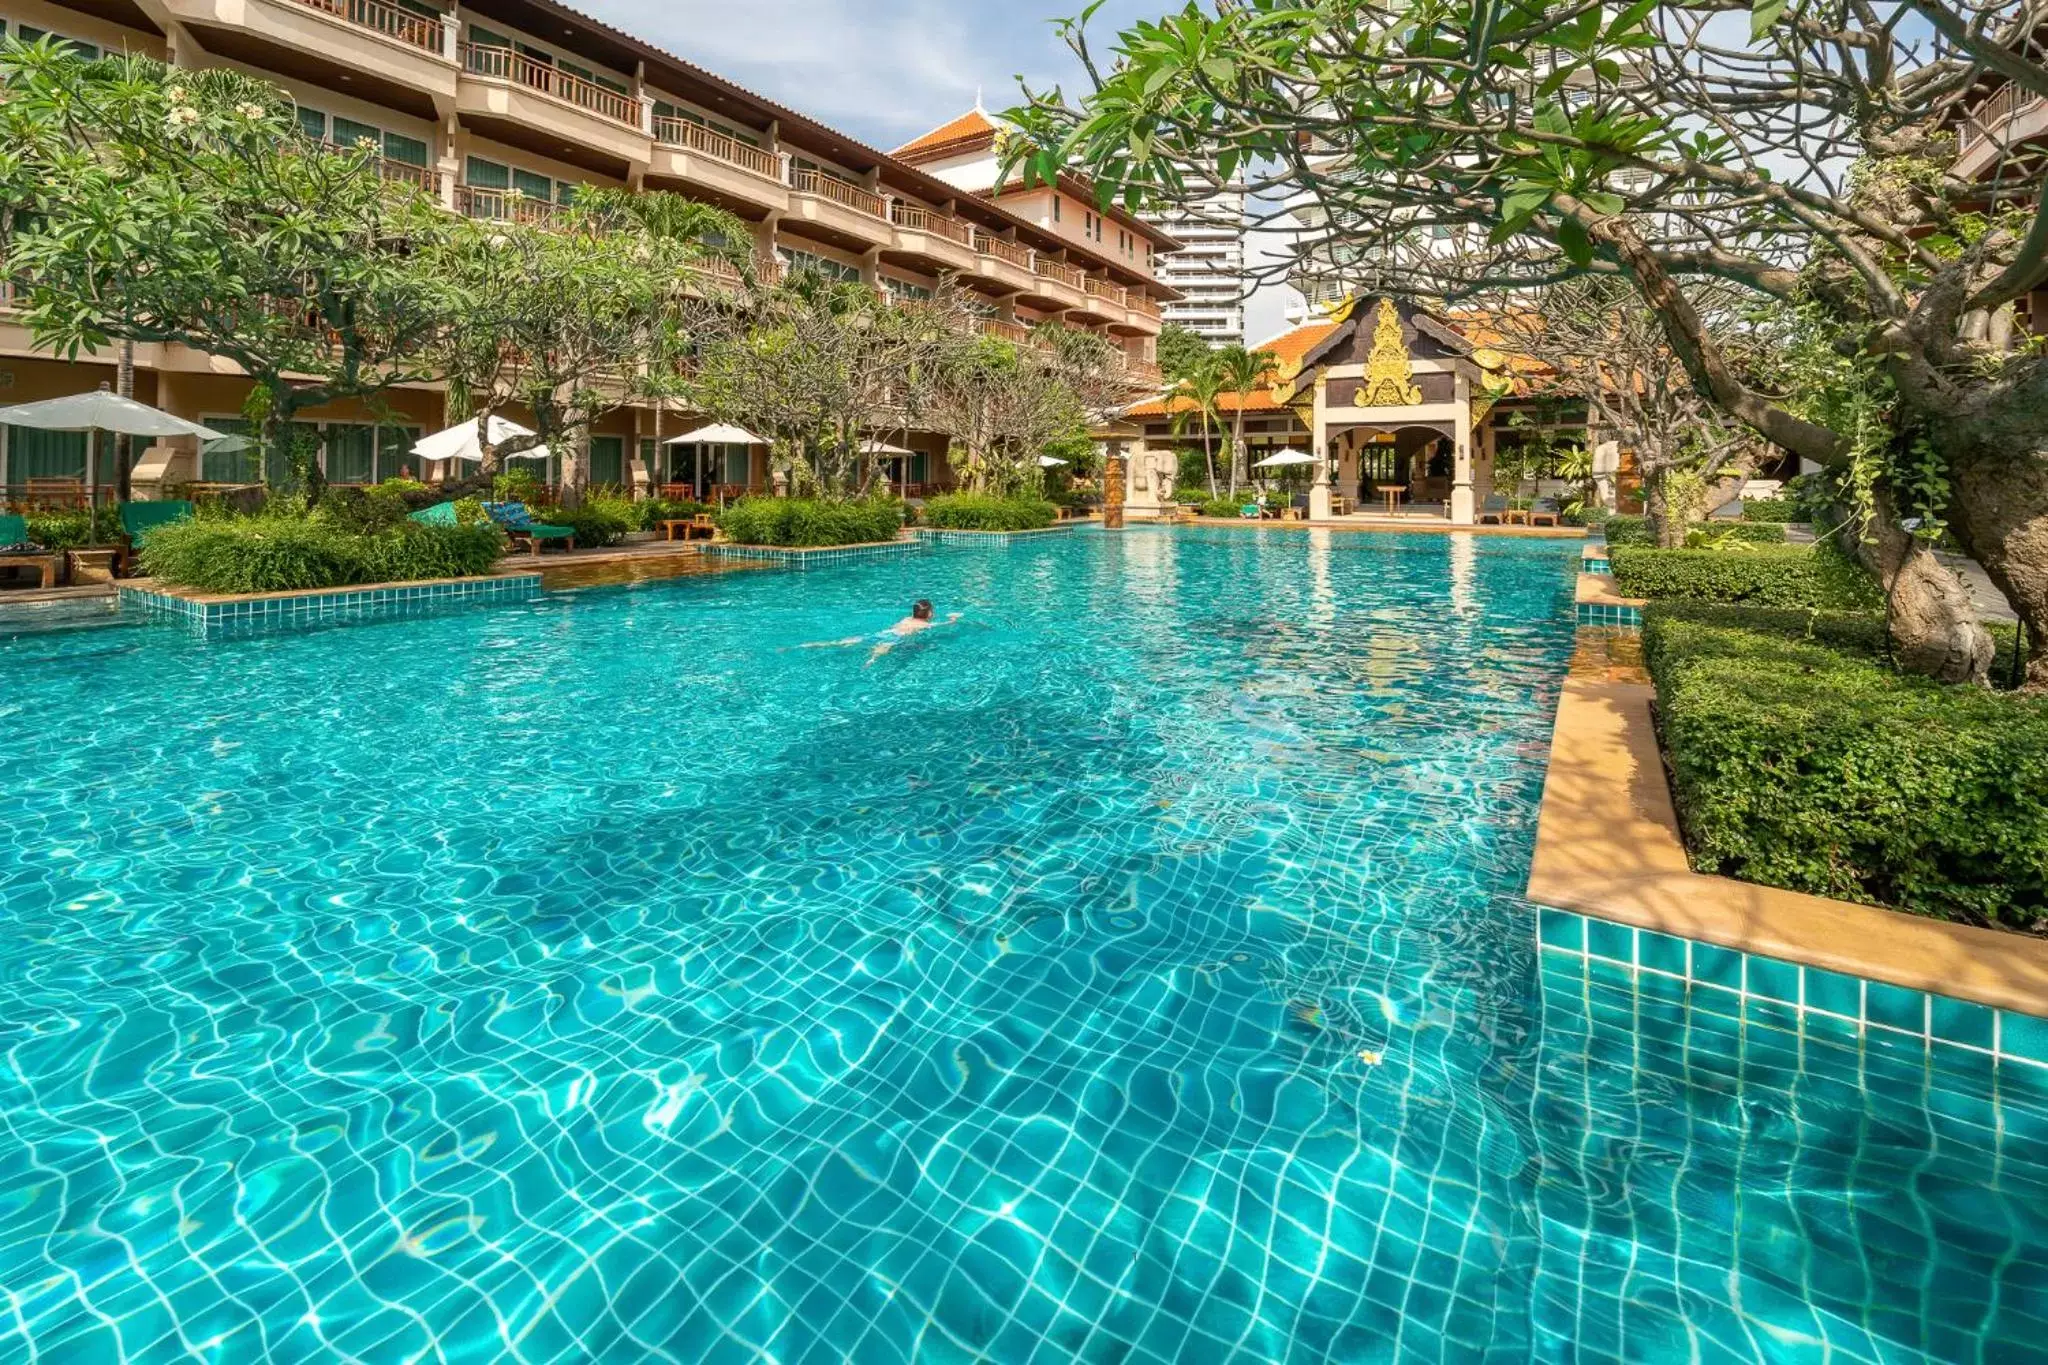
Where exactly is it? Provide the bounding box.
[2,527,2044,1363]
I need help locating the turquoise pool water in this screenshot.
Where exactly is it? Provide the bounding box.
[1,528,2043,1363]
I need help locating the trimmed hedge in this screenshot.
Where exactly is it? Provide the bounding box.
[1198,496,1259,519]
[1642,603,2048,927]
[638,497,711,529]
[716,496,904,547]
[1601,514,1653,546]
[1609,543,1880,611]
[140,517,505,593]
[1688,521,1787,545]
[533,494,634,548]
[921,493,1058,531]
[1739,496,1802,523]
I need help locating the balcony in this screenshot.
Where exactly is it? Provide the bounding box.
[649,117,787,214]
[1126,293,1164,332]
[888,201,978,274]
[457,43,650,167]
[786,168,892,250]
[980,318,1031,345]
[456,184,567,226]
[1957,82,2048,181]
[161,0,458,102]
[972,230,1037,295]
[1073,275,1127,323]
[320,141,438,195]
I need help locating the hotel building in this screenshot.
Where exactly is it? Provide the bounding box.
[0,0,1177,498]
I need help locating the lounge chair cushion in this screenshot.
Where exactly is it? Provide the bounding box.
[409,501,461,526]
[119,500,194,546]
[526,524,576,540]
[0,513,31,550]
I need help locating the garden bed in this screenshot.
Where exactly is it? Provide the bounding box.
[1640,603,2048,931]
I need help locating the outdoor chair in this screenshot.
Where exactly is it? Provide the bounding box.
[23,477,84,511]
[0,513,62,589]
[408,501,461,526]
[1527,498,1562,528]
[483,501,577,555]
[117,499,194,575]
[1478,495,1510,524]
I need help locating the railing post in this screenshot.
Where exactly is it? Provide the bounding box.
[638,94,655,137]
[778,151,793,186]
[440,10,459,62]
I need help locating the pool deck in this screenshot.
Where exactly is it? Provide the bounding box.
[1529,665,2048,1017]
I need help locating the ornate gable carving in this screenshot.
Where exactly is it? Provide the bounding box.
[1362,297,1423,406]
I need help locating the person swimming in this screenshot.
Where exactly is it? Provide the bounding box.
[802,600,960,663]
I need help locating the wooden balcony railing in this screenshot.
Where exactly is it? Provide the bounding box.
[890,201,973,245]
[295,0,442,52]
[460,43,639,127]
[789,168,886,218]
[1034,257,1083,291]
[1122,357,1163,386]
[320,141,437,193]
[1128,293,1163,321]
[1086,277,1127,307]
[980,319,1031,344]
[974,231,1032,270]
[1961,81,2047,150]
[456,184,567,225]
[653,117,781,180]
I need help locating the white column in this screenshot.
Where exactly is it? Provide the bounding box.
[1309,377,1332,520]
[441,11,460,62]
[1450,373,1476,525]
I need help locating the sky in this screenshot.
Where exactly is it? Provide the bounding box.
[586,0,1304,341]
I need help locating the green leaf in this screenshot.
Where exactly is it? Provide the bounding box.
[1751,0,1787,40]
[1556,216,1594,267]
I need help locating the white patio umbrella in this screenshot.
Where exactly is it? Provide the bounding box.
[858,439,916,456]
[1252,450,1317,469]
[1038,455,1070,467]
[411,414,550,468]
[0,383,229,529]
[665,422,766,446]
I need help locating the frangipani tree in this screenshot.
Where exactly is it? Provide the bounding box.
[431,187,750,494]
[1005,0,2048,684]
[0,41,464,495]
[927,320,1127,494]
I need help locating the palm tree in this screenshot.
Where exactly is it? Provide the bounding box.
[1169,353,1227,499]
[1214,345,1278,497]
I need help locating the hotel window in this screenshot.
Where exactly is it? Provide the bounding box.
[589,436,626,488]
[780,247,862,284]
[300,109,429,167]
[883,277,933,303]
[1052,199,1062,222]
[466,156,581,206]
[10,23,100,58]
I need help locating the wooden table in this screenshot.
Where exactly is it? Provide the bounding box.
[1380,487,1405,515]
[1330,495,1353,516]
[661,518,716,542]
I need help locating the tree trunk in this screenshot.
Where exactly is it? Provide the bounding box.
[1854,485,1994,686]
[1642,469,1686,548]
[1203,423,1217,499]
[115,341,134,503]
[1946,443,2048,690]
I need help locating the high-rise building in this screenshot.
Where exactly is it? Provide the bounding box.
[0,2,1177,498]
[1141,189,1247,347]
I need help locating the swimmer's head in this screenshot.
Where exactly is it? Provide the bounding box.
[912,600,933,620]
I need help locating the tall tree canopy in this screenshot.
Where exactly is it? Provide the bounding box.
[0,40,464,492]
[1006,0,2048,684]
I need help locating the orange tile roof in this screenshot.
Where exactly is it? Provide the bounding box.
[1124,320,1337,419]
[893,108,999,158]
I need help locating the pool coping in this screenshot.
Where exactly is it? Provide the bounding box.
[908,523,1085,543]
[1160,518,1588,539]
[1528,675,2048,1019]
[702,538,926,567]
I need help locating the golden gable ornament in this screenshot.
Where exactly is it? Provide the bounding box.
[1362,298,1422,406]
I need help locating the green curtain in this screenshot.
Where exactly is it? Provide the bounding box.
[590,436,625,488]
[6,426,88,482]
[325,425,376,484]
[376,426,422,482]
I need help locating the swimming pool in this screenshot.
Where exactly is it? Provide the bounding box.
[1,528,2042,1363]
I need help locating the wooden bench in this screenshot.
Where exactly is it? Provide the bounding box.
[661,516,716,542]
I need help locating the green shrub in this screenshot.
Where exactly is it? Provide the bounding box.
[717,496,904,547]
[23,507,120,549]
[492,469,544,504]
[1642,603,2048,927]
[533,493,636,548]
[1609,543,1879,610]
[1686,520,1787,546]
[1739,496,1801,523]
[638,498,711,529]
[313,486,410,536]
[1198,496,1259,519]
[921,493,1058,531]
[139,517,504,593]
[1601,514,1652,546]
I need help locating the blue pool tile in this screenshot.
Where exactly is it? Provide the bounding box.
[1930,996,1996,1052]
[1690,981,1743,1021]
[1584,918,1634,966]
[1866,981,1928,1035]
[1803,968,1863,1021]
[2000,1010,2048,1067]
[1538,907,1583,952]
[1746,956,1801,1005]
[1691,942,1744,991]
[1637,930,1688,978]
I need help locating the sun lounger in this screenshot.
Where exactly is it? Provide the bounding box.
[0,513,61,589]
[408,501,460,526]
[483,501,576,555]
[1478,495,1510,525]
[1527,498,1562,527]
[117,499,194,575]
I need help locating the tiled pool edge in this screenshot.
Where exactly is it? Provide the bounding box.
[908,523,1085,547]
[1574,571,1642,628]
[704,539,927,568]
[1528,674,2048,1031]
[120,575,541,637]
